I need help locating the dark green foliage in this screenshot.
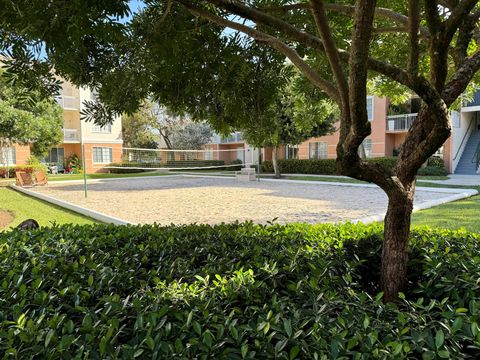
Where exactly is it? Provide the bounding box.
[107,164,152,174]
[261,157,398,175]
[0,223,479,358]
[165,160,225,169]
[229,159,244,171]
[417,166,449,176]
[427,156,446,169]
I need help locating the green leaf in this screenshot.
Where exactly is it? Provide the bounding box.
[452,317,463,332]
[437,350,450,359]
[241,344,248,359]
[193,321,202,336]
[290,346,300,359]
[284,319,292,337]
[45,329,55,348]
[435,329,444,349]
[145,336,155,351]
[363,316,370,329]
[134,349,144,358]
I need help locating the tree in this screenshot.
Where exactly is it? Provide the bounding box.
[122,102,159,149]
[0,73,63,170]
[3,1,480,301]
[242,73,336,178]
[170,122,213,150]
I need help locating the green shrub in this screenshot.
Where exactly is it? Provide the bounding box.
[229,159,244,171]
[427,156,445,168]
[261,157,397,175]
[108,163,151,173]
[166,160,225,169]
[0,223,479,358]
[418,166,448,176]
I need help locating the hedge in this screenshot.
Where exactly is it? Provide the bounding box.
[0,164,46,178]
[0,222,479,358]
[261,157,398,175]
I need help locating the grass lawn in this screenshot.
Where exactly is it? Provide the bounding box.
[0,188,98,229]
[411,193,480,233]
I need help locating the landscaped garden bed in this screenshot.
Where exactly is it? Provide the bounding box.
[0,222,479,358]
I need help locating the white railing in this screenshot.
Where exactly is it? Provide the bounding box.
[63,128,80,142]
[386,113,417,131]
[55,96,80,110]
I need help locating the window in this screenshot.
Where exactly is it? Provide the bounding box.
[205,149,213,160]
[92,123,112,133]
[0,147,16,165]
[310,142,328,159]
[360,139,372,158]
[93,147,112,164]
[286,145,299,159]
[367,96,374,121]
[43,147,65,164]
[236,148,244,162]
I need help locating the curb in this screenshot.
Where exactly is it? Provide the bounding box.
[10,185,132,226]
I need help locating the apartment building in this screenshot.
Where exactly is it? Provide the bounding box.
[209,94,480,175]
[8,81,123,173]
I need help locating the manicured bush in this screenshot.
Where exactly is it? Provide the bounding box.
[427,156,445,168]
[0,223,479,358]
[229,159,244,171]
[418,166,449,176]
[166,160,225,168]
[108,162,152,173]
[261,157,398,175]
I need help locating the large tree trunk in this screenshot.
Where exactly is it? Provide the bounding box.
[272,146,281,178]
[381,184,415,302]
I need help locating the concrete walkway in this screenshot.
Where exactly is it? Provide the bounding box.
[419,174,480,186]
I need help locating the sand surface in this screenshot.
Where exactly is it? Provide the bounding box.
[30,176,453,225]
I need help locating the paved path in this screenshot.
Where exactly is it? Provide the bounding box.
[418,174,480,186]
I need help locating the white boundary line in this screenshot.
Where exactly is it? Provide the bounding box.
[10,185,133,225]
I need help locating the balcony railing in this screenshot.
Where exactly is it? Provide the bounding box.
[63,128,80,142]
[386,113,417,132]
[211,132,244,144]
[55,96,80,110]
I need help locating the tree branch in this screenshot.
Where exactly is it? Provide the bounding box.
[262,2,430,37]
[176,0,341,103]
[408,0,420,75]
[195,0,413,89]
[443,50,480,105]
[443,0,479,43]
[309,0,349,110]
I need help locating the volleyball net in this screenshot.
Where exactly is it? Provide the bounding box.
[100,147,255,171]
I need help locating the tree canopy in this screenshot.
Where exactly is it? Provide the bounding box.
[0,71,63,164]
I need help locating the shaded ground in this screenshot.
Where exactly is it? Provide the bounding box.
[29,176,458,225]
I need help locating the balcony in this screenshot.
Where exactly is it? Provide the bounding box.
[55,95,80,110]
[386,113,417,132]
[63,128,80,143]
[211,132,244,144]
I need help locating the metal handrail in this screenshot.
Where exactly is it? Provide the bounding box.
[452,117,475,161]
[472,142,480,171]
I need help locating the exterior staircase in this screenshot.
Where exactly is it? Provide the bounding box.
[454,129,480,174]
